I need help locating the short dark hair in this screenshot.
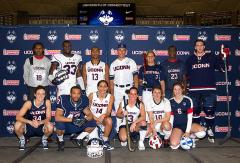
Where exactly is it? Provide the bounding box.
[70,85,81,93]
[32,42,44,50]
[62,40,71,46]
[168,45,177,51]
[194,39,205,46]
[97,80,108,87]
[34,85,46,94]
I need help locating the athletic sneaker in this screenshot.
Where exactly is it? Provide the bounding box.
[42,139,48,150]
[138,141,145,150]
[207,128,215,143]
[70,134,83,148]
[19,139,26,151]
[103,141,114,151]
[163,139,169,148]
[57,141,65,151]
[121,141,127,147]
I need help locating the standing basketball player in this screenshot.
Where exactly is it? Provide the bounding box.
[82,47,109,96]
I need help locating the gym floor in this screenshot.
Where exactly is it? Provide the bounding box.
[0,137,239,163]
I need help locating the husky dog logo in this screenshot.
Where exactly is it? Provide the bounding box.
[6,30,17,43]
[6,60,17,74]
[47,30,58,43]
[156,31,166,44]
[197,31,208,41]
[6,121,15,134]
[98,10,114,25]
[49,91,57,103]
[114,30,125,43]
[89,30,99,43]
[6,91,17,104]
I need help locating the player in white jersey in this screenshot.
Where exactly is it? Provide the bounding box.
[48,41,84,96]
[116,87,147,150]
[82,47,109,96]
[146,86,172,147]
[110,44,138,132]
[89,80,114,150]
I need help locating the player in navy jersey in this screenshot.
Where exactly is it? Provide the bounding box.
[169,82,206,149]
[15,85,53,150]
[88,80,114,150]
[161,46,186,99]
[186,39,224,143]
[116,87,147,150]
[55,86,97,151]
[139,50,165,110]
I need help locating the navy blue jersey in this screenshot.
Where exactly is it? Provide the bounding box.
[186,52,224,92]
[56,95,89,118]
[170,96,193,127]
[161,59,186,90]
[139,64,163,88]
[26,100,47,121]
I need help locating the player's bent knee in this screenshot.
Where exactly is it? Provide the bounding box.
[195,130,206,139]
[162,122,172,130]
[14,121,25,132]
[105,117,112,126]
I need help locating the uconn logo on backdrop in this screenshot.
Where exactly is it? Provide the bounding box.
[50,91,57,103]
[6,121,15,134]
[89,30,99,43]
[197,31,208,41]
[156,30,166,44]
[6,91,17,104]
[6,30,17,43]
[98,10,113,25]
[47,30,58,43]
[114,30,125,43]
[6,60,17,74]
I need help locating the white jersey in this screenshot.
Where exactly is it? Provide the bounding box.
[51,53,82,95]
[120,101,141,125]
[110,57,137,85]
[146,98,171,121]
[90,92,111,118]
[86,61,106,96]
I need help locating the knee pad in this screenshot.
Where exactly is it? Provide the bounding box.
[170,144,180,150]
[204,107,215,119]
[195,131,206,139]
[162,129,171,136]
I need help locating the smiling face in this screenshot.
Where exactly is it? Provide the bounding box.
[195,41,205,54]
[33,44,44,56]
[70,88,81,102]
[128,88,138,102]
[97,80,108,94]
[34,88,46,102]
[146,52,155,65]
[91,47,100,60]
[152,88,162,102]
[173,84,184,98]
[63,41,72,55]
[117,48,127,59]
[168,46,177,59]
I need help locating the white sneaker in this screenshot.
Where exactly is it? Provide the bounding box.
[207,128,215,143]
[138,141,145,150]
[121,141,127,147]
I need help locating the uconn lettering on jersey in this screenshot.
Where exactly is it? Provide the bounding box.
[168,69,180,73]
[153,111,164,114]
[113,65,130,71]
[29,109,46,116]
[33,67,45,70]
[87,68,104,72]
[145,70,160,75]
[66,61,75,64]
[128,111,138,115]
[192,63,210,69]
[92,102,108,107]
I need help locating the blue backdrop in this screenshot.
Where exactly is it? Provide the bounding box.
[0,26,239,138]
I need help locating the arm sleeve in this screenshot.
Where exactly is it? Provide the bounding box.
[185,98,193,133]
[109,63,115,80]
[23,58,30,85]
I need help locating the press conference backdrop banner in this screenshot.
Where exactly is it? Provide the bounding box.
[0,26,239,138]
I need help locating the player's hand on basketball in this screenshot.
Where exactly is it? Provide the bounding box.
[183,132,190,138]
[130,122,136,132]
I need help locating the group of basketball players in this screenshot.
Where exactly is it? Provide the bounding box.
[15,39,225,152]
